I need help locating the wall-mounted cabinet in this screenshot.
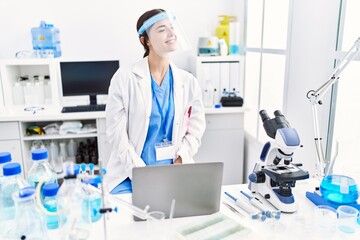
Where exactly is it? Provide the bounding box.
[0,59,60,110]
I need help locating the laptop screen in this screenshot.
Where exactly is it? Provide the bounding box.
[132,162,223,219]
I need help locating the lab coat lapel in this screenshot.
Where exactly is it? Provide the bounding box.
[170,62,184,146]
[133,57,152,119]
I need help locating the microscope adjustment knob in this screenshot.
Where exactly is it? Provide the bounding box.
[249,171,266,183]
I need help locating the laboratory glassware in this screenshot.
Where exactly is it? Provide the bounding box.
[27,148,58,188]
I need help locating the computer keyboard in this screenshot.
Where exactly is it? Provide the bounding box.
[61,104,106,113]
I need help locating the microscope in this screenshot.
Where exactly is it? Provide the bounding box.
[248,110,309,213]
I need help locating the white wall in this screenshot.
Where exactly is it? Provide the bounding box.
[0,0,244,72]
[284,0,340,176]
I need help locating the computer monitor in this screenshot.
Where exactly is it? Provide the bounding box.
[60,60,119,105]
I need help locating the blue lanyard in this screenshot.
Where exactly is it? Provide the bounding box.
[150,69,173,142]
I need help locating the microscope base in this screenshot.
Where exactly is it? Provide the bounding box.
[249,183,298,213]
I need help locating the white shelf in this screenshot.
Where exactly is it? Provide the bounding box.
[196,55,243,63]
[0,58,60,109]
[204,106,248,114]
[23,132,98,141]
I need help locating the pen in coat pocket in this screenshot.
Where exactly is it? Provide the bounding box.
[187,106,192,118]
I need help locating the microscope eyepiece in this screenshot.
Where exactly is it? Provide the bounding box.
[259,110,270,123]
[274,110,284,117]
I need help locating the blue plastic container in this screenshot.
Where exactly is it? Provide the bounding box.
[42,183,61,229]
[31,21,61,58]
[320,174,359,204]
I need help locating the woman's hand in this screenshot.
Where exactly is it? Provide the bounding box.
[174,156,182,164]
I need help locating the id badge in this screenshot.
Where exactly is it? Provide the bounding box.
[155,141,176,161]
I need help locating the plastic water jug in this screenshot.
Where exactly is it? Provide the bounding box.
[31,21,61,58]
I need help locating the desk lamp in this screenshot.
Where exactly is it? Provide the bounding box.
[306,37,360,205]
[307,37,360,177]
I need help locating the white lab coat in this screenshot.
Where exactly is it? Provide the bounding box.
[105,57,206,192]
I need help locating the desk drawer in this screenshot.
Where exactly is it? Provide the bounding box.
[0,122,20,140]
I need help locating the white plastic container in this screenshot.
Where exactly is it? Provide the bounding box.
[67,139,77,158]
[44,79,52,104]
[23,81,36,105]
[229,21,240,55]
[12,82,25,105]
[49,141,62,173]
[34,81,45,105]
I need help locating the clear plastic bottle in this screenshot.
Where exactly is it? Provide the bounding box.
[0,152,12,177]
[0,163,29,238]
[42,182,62,229]
[57,164,91,239]
[12,187,49,239]
[12,82,25,105]
[59,142,68,161]
[82,177,102,223]
[27,148,58,188]
[49,141,62,174]
[67,139,78,159]
[213,88,218,105]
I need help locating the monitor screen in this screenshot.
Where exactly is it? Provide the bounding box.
[60,60,119,104]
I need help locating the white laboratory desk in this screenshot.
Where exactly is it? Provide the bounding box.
[0,106,247,184]
[85,178,360,240]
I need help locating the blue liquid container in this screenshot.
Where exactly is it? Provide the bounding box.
[31,21,61,58]
[0,152,12,177]
[12,187,49,239]
[0,163,28,220]
[27,148,57,189]
[0,163,28,238]
[57,164,91,238]
[82,177,102,223]
[42,183,62,229]
[320,174,359,204]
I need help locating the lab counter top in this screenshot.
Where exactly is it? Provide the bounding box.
[0,106,248,122]
[0,106,105,122]
[81,178,360,240]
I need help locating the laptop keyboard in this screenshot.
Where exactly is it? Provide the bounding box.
[61,104,106,113]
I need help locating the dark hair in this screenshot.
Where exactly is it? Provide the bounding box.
[136,9,165,58]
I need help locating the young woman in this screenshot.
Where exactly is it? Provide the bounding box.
[105,9,206,194]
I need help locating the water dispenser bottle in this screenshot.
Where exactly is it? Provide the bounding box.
[31,21,61,58]
[27,148,58,188]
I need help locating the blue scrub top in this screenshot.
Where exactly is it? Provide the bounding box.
[111,67,175,195]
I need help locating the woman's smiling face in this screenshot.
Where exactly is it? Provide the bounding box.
[147,18,177,56]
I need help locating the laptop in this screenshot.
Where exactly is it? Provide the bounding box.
[132,162,223,220]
